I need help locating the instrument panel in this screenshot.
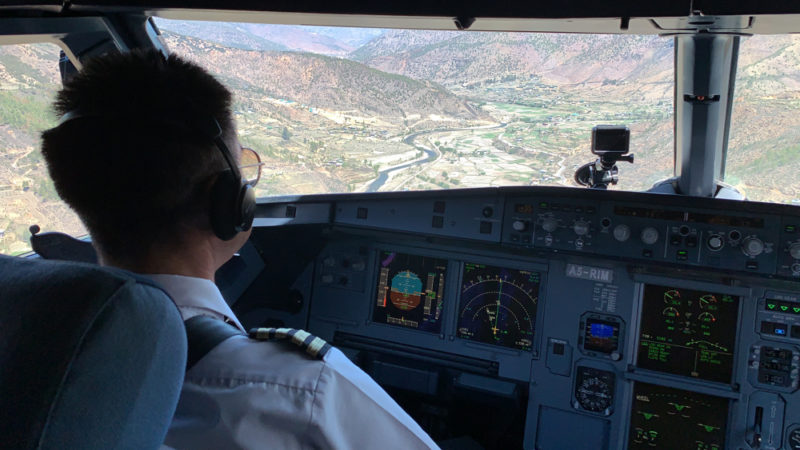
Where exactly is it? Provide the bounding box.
[246,186,800,449]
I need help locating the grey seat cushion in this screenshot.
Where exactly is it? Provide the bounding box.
[0,255,187,449]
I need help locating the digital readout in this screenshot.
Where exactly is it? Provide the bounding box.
[614,206,764,229]
[637,284,740,383]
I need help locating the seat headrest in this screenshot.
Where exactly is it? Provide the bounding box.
[0,255,187,450]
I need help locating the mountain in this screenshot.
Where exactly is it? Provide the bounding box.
[153,19,287,52]
[155,19,384,56]
[725,34,800,201]
[350,30,673,89]
[0,43,86,254]
[164,32,481,121]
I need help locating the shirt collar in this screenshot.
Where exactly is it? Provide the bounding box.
[146,274,246,332]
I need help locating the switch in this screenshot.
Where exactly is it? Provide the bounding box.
[357,207,368,219]
[432,215,444,228]
[553,342,565,355]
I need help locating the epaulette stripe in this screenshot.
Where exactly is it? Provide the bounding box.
[301,333,316,347]
[306,337,327,357]
[317,342,332,358]
[247,326,331,360]
[291,329,311,346]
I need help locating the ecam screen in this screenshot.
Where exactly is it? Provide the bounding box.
[637,284,740,383]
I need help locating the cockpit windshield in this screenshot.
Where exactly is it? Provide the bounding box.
[728,34,800,203]
[2,19,800,255]
[156,19,675,196]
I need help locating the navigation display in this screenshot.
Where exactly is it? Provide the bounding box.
[457,263,541,351]
[628,382,729,450]
[373,251,447,333]
[637,284,740,383]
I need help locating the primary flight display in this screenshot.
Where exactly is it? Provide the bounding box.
[373,250,448,333]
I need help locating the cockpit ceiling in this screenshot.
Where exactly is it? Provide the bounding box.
[4,1,800,34]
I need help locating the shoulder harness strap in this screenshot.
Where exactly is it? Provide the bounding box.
[248,327,332,360]
[185,315,244,371]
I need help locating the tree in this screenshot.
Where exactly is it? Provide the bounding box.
[282,127,291,141]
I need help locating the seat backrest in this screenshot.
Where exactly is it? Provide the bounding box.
[0,255,187,450]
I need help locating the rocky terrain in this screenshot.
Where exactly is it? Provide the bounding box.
[2,22,800,254]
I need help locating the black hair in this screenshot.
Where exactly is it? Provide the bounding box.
[41,49,234,262]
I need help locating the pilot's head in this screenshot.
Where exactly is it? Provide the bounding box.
[41,49,252,275]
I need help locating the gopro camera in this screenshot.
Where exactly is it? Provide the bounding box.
[591,125,630,156]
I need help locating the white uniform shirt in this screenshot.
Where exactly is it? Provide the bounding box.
[149,274,439,450]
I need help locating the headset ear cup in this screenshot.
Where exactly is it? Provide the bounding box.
[210,170,240,241]
[238,184,256,232]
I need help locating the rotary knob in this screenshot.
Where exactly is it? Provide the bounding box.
[542,217,559,233]
[742,237,765,257]
[790,242,800,260]
[613,224,631,242]
[707,234,724,251]
[641,227,659,245]
[512,220,528,232]
[573,220,590,236]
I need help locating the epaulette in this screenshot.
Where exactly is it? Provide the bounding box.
[248,327,332,359]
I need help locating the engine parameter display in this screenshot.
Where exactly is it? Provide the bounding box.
[629,382,729,450]
[373,251,447,333]
[457,263,540,351]
[637,284,740,383]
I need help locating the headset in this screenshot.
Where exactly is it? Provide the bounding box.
[204,117,256,241]
[53,111,255,241]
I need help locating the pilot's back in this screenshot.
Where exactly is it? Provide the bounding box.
[164,332,439,450]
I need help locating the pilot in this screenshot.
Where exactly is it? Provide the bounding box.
[40,50,437,449]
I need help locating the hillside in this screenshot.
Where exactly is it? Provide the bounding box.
[165,32,481,122]
[155,19,383,56]
[0,43,85,254]
[351,31,673,91]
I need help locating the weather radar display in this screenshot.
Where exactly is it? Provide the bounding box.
[457,263,541,351]
[373,251,447,333]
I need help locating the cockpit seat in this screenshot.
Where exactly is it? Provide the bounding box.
[0,255,187,449]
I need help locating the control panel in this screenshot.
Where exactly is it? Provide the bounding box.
[504,194,782,276]
[245,186,800,450]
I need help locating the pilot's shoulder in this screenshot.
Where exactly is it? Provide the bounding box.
[185,327,337,390]
[248,327,332,360]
